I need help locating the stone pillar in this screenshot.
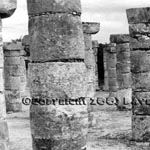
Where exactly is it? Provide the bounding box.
[82,22,100,98]
[4,42,24,112]
[103,46,109,91]
[106,44,118,97]
[92,40,100,91]
[110,34,132,109]
[126,7,150,141]
[0,0,17,149]
[27,0,88,149]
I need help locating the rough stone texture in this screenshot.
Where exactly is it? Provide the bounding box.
[22,35,31,46]
[27,0,81,16]
[132,115,150,142]
[129,23,150,36]
[82,22,100,34]
[131,50,150,73]
[29,62,88,149]
[110,34,130,44]
[116,43,130,52]
[132,92,150,115]
[132,72,150,91]
[83,34,92,51]
[126,7,150,24]
[0,69,4,92]
[29,14,85,61]
[0,0,16,18]
[0,44,3,68]
[130,36,150,50]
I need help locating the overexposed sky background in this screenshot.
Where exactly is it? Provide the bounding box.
[2,0,150,43]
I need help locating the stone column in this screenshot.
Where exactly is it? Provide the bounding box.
[127,7,150,141]
[4,42,23,112]
[0,0,17,149]
[106,44,118,97]
[27,0,88,149]
[92,40,99,91]
[82,22,100,98]
[103,46,109,91]
[110,34,132,109]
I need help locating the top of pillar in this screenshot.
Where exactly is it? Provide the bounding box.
[0,0,17,19]
[92,40,99,48]
[22,35,31,46]
[110,34,130,44]
[82,22,100,34]
[104,43,116,53]
[126,7,150,24]
[27,0,81,16]
[3,42,23,51]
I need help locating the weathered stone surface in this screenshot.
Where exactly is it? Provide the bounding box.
[117,51,130,63]
[86,83,95,98]
[129,23,150,36]
[5,90,20,103]
[0,69,4,92]
[82,22,100,34]
[29,62,88,149]
[116,88,132,109]
[5,76,20,90]
[22,35,31,46]
[116,43,130,52]
[122,73,132,88]
[132,115,150,142]
[4,57,20,65]
[27,0,81,16]
[92,40,99,48]
[108,68,117,78]
[0,46,3,68]
[29,14,84,61]
[131,50,150,73]
[83,34,92,51]
[0,0,17,18]
[3,42,22,51]
[126,7,150,24]
[109,78,117,87]
[104,77,109,91]
[29,62,86,97]
[130,36,150,49]
[110,34,130,44]
[107,55,117,68]
[109,85,118,92]
[106,43,116,53]
[85,50,95,68]
[4,65,23,77]
[4,50,20,57]
[0,93,6,119]
[121,63,131,73]
[6,102,22,112]
[132,92,150,115]
[132,72,150,91]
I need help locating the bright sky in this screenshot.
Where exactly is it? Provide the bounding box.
[2,0,150,43]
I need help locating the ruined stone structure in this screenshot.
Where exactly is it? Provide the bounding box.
[0,0,16,149]
[92,40,100,91]
[27,0,88,149]
[110,34,132,109]
[127,7,150,141]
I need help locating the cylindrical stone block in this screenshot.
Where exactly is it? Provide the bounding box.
[29,14,85,62]
[29,62,88,150]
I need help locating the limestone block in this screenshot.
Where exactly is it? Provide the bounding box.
[0,69,4,92]
[0,46,3,68]
[0,0,17,18]
[121,63,131,73]
[108,68,117,78]
[4,50,20,57]
[27,0,81,16]
[86,68,95,83]
[110,34,130,44]
[5,76,20,90]
[0,93,6,119]
[129,23,150,36]
[82,22,100,34]
[22,35,31,46]
[132,115,150,142]
[104,77,109,91]
[131,50,150,73]
[29,14,85,61]
[132,72,150,91]
[92,40,99,48]
[122,73,132,88]
[85,50,95,68]
[6,102,22,112]
[83,34,92,51]
[109,78,117,87]
[117,51,130,63]
[116,43,130,52]
[126,7,150,24]
[4,65,23,77]
[29,62,86,98]
[4,57,20,65]
[86,83,95,98]
[132,92,150,115]
[116,88,132,109]
[130,36,150,50]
